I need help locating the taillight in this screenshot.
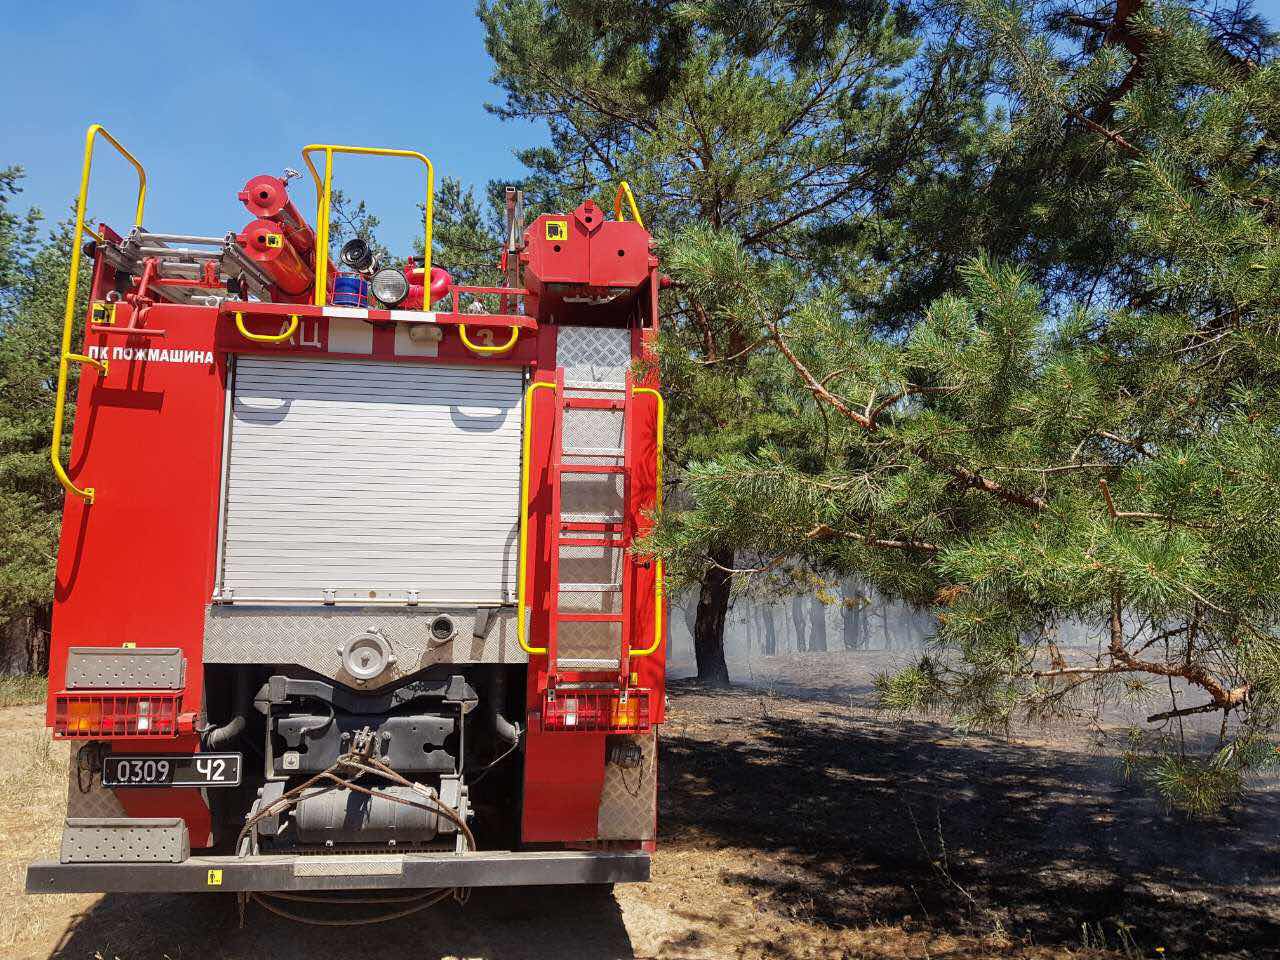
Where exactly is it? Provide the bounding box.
[541,689,651,733]
[52,692,181,739]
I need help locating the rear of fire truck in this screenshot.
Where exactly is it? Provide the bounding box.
[25,128,667,897]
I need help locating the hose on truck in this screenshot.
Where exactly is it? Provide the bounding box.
[203,669,252,749]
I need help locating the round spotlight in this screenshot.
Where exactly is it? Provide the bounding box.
[339,237,374,272]
[371,267,410,307]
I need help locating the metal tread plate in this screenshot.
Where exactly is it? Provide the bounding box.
[60,818,190,864]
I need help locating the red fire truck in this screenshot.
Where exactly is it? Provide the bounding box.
[25,127,666,901]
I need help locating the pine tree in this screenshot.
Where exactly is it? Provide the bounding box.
[478,0,990,683]
[653,0,1280,809]
[0,171,86,670]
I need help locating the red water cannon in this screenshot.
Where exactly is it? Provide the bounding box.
[238,171,316,255]
[235,219,314,296]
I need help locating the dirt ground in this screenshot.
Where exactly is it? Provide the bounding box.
[3,655,1278,959]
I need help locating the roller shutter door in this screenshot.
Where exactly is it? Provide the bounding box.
[218,357,523,604]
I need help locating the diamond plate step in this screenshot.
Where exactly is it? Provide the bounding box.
[556,658,622,670]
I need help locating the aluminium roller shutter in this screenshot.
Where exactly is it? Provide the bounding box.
[218,356,523,604]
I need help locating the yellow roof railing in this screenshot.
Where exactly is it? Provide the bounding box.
[51,124,147,504]
[613,180,644,229]
[300,144,434,308]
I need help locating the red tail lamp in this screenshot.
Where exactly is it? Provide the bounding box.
[52,692,182,739]
[541,689,651,733]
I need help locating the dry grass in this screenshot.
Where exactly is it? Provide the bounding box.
[0,703,93,956]
[0,675,46,708]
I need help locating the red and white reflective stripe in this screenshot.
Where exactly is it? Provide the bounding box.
[320,306,439,324]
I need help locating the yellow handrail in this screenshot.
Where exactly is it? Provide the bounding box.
[459,324,520,356]
[630,387,665,657]
[613,181,644,229]
[235,312,299,343]
[517,381,558,656]
[300,144,434,308]
[51,124,147,504]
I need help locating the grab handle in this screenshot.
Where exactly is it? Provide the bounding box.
[235,312,299,343]
[459,324,519,356]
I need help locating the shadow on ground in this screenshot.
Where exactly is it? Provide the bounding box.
[30,678,1280,959]
[658,680,1280,959]
[47,885,631,960]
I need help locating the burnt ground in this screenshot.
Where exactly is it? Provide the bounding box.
[3,658,1278,959]
[654,680,1280,959]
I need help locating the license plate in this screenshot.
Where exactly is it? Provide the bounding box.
[102,753,242,788]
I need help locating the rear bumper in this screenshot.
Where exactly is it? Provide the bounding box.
[26,849,648,894]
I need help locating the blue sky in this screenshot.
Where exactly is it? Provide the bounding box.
[4,1,1279,257]
[0,2,544,256]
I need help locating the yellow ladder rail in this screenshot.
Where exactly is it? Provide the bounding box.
[300,144,435,308]
[629,387,665,657]
[517,381,558,656]
[51,124,147,504]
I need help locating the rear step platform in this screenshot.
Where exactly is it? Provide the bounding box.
[26,849,648,893]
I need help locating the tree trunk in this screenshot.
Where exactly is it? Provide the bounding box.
[808,597,828,652]
[693,545,732,686]
[0,604,50,675]
[791,597,808,652]
[761,605,777,656]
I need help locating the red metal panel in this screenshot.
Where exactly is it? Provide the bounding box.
[520,729,607,842]
[522,210,593,287]
[588,220,651,289]
[48,301,225,847]
[213,311,540,367]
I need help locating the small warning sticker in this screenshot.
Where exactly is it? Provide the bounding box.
[545,219,568,242]
[207,869,223,886]
[265,233,283,248]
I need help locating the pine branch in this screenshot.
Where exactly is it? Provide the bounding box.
[767,319,1052,513]
[1108,593,1250,713]
[1147,701,1230,723]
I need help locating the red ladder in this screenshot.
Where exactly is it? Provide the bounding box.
[545,367,636,693]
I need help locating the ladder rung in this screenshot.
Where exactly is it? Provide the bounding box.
[558,612,625,622]
[559,464,626,474]
[561,520,623,531]
[554,658,622,670]
[565,380,627,392]
[558,583,622,592]
[558,537,625,548]
[562,447,625,458]
[564,397,624,410]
